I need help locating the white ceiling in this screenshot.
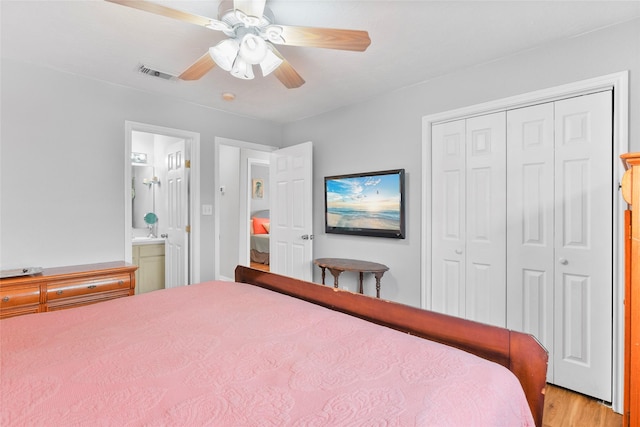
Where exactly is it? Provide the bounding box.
[2,1,639,123]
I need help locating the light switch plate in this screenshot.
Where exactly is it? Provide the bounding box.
[201,204,213,215]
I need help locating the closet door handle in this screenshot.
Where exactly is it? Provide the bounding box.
[455,249,463,255]
[559,258,569,265]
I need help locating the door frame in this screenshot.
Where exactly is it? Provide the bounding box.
[124,121,201,284]
[214,137,277,280]
[421,71,629,412]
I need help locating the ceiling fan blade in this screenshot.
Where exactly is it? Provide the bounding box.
[273,61,305,89]
[105,0,213,27]
[234,0,266,19]
[269,47,305,89]
[179,52,216,80]
[270,25,371,52]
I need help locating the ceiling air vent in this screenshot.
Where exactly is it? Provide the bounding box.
[137,64,177,81]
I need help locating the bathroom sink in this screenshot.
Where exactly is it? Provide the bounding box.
[132,236,165,245]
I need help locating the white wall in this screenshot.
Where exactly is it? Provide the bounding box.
[0,58,282,281]
[218,145,242,280]
[2,19,638,307]
[283,18,640,307]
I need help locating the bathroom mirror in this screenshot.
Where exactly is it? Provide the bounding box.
[132,165,155,229]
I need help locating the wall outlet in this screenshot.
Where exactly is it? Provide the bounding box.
[201,204,213,216]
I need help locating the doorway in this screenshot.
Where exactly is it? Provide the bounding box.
[214,137,277,281]
[214,138,314,281]
[124,121,201,286]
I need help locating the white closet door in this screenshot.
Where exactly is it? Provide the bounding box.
[553,91,613,401]
[431,119,466,317]
[431,113,506,326]
[506,102,556,380]
[465,113,507,327]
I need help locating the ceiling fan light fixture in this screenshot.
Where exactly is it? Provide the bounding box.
[206,19,233,35]
[259,46,283,76]
[238,34,268,65]
[230,57,254,80]
[234,9,262,27]
[263,25,285,44]
[209,39,239,71]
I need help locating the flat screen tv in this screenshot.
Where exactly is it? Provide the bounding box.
[324,169,405,239]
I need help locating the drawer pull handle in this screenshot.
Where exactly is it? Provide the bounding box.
[56,290,63,295]
[2,296,9,302]
[87,285,97,289]
[118,280,124,286]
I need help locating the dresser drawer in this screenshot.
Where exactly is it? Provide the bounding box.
[47,274,131,301]
[1,285,40,309]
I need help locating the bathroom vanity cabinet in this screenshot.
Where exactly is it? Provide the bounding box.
[132,242,165,294]
[0,261,137,319]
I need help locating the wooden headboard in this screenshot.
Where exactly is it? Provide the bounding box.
[235,265,548,427]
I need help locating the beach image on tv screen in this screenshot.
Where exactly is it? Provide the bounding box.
[326,173,401,230]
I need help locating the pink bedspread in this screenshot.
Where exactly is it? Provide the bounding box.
[1,281,534,426]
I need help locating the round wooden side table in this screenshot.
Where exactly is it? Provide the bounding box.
[313,258,389,298]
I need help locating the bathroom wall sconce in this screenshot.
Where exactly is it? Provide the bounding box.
[142,176,160,187]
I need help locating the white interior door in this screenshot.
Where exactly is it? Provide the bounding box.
[269,141,313,281]
[431,119,466,317]
[553,91,613,401]
[165,140,189,288]
[431,113,506,327]
[506,102,556,380]
[465,112,507,327]
[506,91,613,400]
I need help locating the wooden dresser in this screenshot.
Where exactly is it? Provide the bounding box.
[620,153,640,427]
[0,261,137,319]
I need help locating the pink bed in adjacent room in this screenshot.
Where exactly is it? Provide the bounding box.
[1,268,545,426]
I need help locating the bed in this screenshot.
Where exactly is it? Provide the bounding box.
[0,266,547,426]
[250,209,270,265]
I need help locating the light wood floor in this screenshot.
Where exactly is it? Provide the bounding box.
[543,384,622,427]
[250,262,270,272]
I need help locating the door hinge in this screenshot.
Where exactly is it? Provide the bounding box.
[185,160,191,168]
[185,225,191,233]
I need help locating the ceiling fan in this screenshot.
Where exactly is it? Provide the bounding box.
[106,0,371,88]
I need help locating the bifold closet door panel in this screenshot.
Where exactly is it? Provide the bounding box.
[552,90,613,402]
[506,102,556,381]
[431,119,467,317]
[464,112,507,328]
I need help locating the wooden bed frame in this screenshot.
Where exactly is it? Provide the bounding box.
[235,265,548,427]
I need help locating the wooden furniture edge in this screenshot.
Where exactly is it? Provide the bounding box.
[621,152,640,427]
[0,262,138,317]
[235,265,548,427]
[0,261,138,285]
